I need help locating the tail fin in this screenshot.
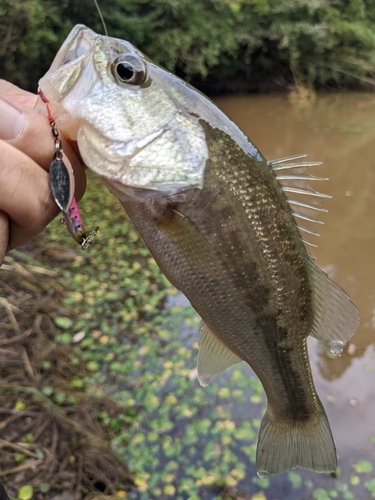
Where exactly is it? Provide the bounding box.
[256,409,337,477]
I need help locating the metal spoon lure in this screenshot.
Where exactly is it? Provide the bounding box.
[38,89,98,249]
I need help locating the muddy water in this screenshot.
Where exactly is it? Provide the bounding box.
[214,92,375,492]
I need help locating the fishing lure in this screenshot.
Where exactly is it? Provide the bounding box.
[38,90,98,249]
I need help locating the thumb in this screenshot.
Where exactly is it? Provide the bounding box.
[0,81,86,200]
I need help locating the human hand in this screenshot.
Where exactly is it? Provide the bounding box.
[0,80,86,264]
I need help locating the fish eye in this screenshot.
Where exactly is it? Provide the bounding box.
[112,55,147,85]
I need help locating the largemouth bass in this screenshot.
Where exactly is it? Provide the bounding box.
[37,25,360,477]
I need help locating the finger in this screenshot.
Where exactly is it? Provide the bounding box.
[0,79,37,109]
[0,140,59,251]
[0,80,77,160]
[0,211,9,265]
[0,90,86,201]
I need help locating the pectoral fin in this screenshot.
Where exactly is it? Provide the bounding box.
[197,321,242,387]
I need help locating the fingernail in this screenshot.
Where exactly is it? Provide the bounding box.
[0,99,25,140]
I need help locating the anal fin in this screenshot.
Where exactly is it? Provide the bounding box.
[197,321,242,387]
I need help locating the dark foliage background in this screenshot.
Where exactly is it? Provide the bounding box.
[1,0,375,93]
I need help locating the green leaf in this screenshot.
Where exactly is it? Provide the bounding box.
[257,477,270,488]
[54,391,65,404]
[18,485,33,500]
[288,470,302,487]
[313,488,331,500]
[23,434,33,444]
[250,493,267,500]
[42,386,53,396]
[35,448,45,459]
[336,481,348,492]
[56,332,73,344]
[350,475,360,486]
[353,459,373,474]
[86,360,100,371]
[343,491,355,500]
[234,426,255,441]
[364,479,375,492]
[71,378,84,388]
[218,387,230,399]
[250,394,263,404]
[54,316,73,329]
[41,360,51,370]
[39,484,51,493]
[14,400,25,411]
[333,466,342,478]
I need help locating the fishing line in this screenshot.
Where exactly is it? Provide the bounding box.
[92,0,115,67]
[92,0,109,38]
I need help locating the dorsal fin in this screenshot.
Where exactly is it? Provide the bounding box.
[268,155,331,255]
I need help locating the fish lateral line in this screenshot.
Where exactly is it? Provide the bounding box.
[38,88,99,250]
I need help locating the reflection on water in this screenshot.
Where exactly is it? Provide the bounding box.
[214,91,375,475]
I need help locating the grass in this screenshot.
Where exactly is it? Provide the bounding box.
[0,172,374,499]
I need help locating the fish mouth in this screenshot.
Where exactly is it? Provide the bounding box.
[55,25,96,67]
[37,25,97,105]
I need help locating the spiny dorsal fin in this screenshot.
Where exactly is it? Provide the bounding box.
[197,320,242,387]
[268,155,331,255]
